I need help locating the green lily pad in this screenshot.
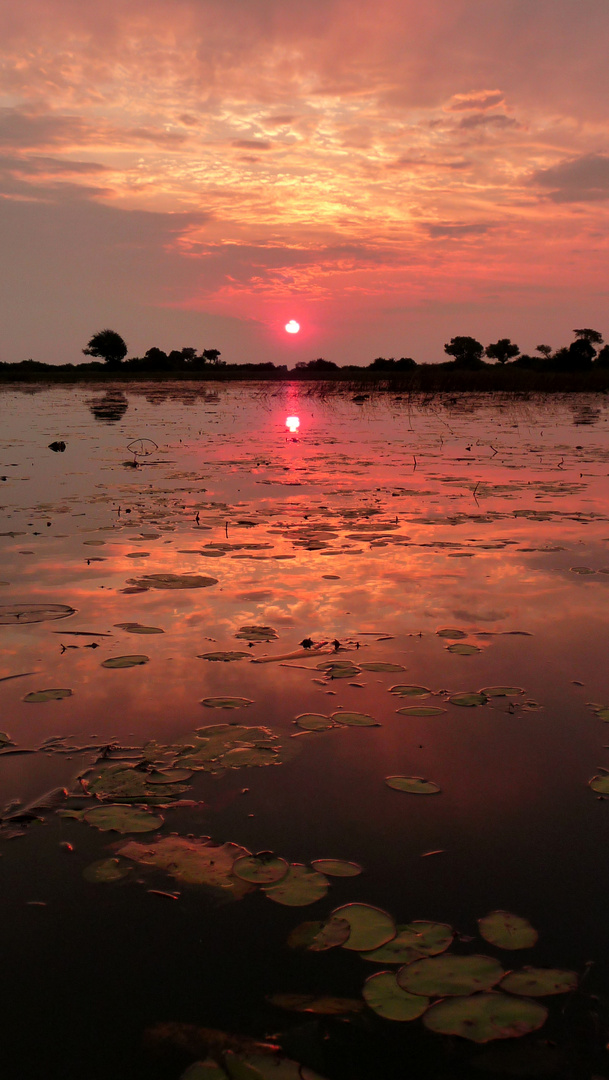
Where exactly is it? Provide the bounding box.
[180,1062,228,1080]
[591,706,609,722]
[101,654,150,668]
[287,917,351,951]
[385,775,440,794]
[126,574,218,590]
[295,713,334,731]
[176,725,282,771]
[389,685,431,698]
[201,697,253,709]
[82,762,189,802]
[589,773,609,793]
[319,663,361,679]
[222,746,279,767]
[148,768,193,783]
[361,921,453,964]
[332,903,396,952]
[268,993,363,1015]
[0,602,75,625]
[263,864,328,906]
[362,971,429,1021]
[449,692,488,707]
[119,836,252,895]
[198,652,251,662]
[233,853,289,884]
[437,628,467,639]
[23,687,73,702]
[114,622,164,634]
[331,711,378,727]
[235,625,277,641]
[500,967,578,997]
[447,643,481,655]
[398,955,505,997]
[479,687,524,698]
[423,992,548,1042]
[396,706,446,717]
[83,804,164,833]
[83,858,132,883]
[478,911,538,950]
[310,859,362,877]
[359,663,405,672]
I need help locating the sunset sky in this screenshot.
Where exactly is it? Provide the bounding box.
[1,0,608,366]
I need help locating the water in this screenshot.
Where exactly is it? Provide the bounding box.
[1,382,609,1079]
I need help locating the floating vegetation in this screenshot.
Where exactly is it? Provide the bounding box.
[294,713,334,731]
[449,692,488,707]
[500,967,578,996]
[83,858,132,883]
[114,622,164,634]
[331,903,396,952]
[119,836,252,895]
[197,651,251,662]
[0,602,75,625]
[317,660,361,679]
[232,853,288,884]
[235,625,278,642]
[101,655,150,668]
[396,706,446,717]
[200,697,254,709]
[398,954,505,997]
[23,687,73,703]
[309,859,362,877]
[389,685,431,698]
[82,804,164,833]
[331,710,378,727]
[480,686,525,697]
[423,993,548,1042]
[478,911,539,950]
[359,662,405,672]
[173,725,283,772]
[263,864,329,906]
[361,921,453,964]
[436,628,467,639]
[446,643,481,655]
[81,762,190,802]
[588,773,609,794]
[385,776,441,794]
[126,573,218,590]
[287,916,351,952]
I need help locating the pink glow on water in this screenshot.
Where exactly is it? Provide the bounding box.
[286,415,300,432]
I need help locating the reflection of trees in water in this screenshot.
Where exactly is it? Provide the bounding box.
[572,404,601,426]
[143,387,220,407]
[87,390,129,423]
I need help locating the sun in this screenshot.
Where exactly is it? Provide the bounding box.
[285,320,300,334]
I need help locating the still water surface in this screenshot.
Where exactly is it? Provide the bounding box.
[2,383,609,1079]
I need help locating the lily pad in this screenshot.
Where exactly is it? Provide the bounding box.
[82,762,189,802]
[114,622,164,634]
[359,663,405,673]
[589,773,609,793]
[83,804,164,833]
[398,955,505,997]
[101,654,149,668]
[385,776,440,794]
[478,911,539,950]
[423,992,548,1042]
[23,687,73,702]
[449,692,488,707]
[331,711,378,727]
[332,903,396,952]
[437,628,467,639]
[222,746,278,767]
[198,652,251,662]
[0,603,75,625]
[361,921,453,964]
[83,858,132,883]
[176,725,282,772]
[263,864,328,906]
[233,853,289,884]
[119,836,252,895]
[287,917,351,951]
[310,859,362,877]
[295,714,334,731]
[479,687,524,698]
[447,643,481,655]
[389,685,431,698]
[201,697,253,709]
[235,625,277,642]
[318,662,361,679]
[396,706,446,717]
[126,574,218,590]
[362,971,429,1022]
[500,967,578,997]
[268,993,363,1015]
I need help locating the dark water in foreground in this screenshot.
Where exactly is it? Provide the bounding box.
[2,383,609,1079]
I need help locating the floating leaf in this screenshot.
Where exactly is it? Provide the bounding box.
[385,775,440,794]
[82,762,189,802]
[127,574,218,590]
[148,768,193,783]
[359,663,405,673]
[119,836,251,895]
[396,706,446,717]
[570,566,596,575]
[589,774,609,793]
[263,864,328,906]
[176,725,282,772]
[268,993,363,1015]
[318,661,361,679]
[332,903,396,952]
[398,955,504,997]
[331,711,378,727]
[83,858,131,883]
[478,911,538,950]
[389,685,431,698]
[310,859,362,877]
[361,921,453,964]
[449,692,488,707]
[23,687,73,703]
[233,853,288,884]
[235,625,277,642]
[114,622,164,634]
[500,967,578,997]
[362,971,429,1022]
[295,713,334,731]
[287,917,351,952]
[479,686,524,698]
[198,652,251,662]
[447,643,481,655]
[101,654,149,668]
[83,804,164,833]
[591,705,609,722]
[423,992,548,1042]
[0,603,75,625]
[201,697,253,709]
[437,628,467,639]
[222,746,278,767]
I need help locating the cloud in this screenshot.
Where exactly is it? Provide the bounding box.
[0,108,187,150]
[232,139,272,150]
[459,113,519,130]
[423,223,492,239]
[531,153,609,202]
[446,90,505,112]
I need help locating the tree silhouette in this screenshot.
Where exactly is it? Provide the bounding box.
[573,328,604,346]
[536,344,553,361]
[444,336,485,368]
[83,329,127,366]
[485,338,520,365]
